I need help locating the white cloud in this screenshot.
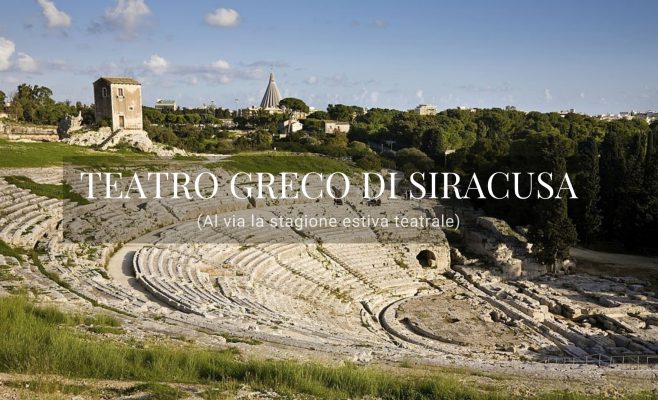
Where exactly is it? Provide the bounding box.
[205,8,240,27]
[211,59,230,70]
[104,0,150,40]
[544,88,552,102]
[0,37,15,71]
[305,76,318,85]
[373,19,388,28]
[36,0,71,28]
[579,92,585,99]
[415,89,424,103]
[17,53,38,73]
[144,54,169,74]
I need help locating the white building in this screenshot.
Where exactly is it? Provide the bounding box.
[413,104,437,116]
[324,120,350,135]
[155,99,178,111]
[278,120,303,133]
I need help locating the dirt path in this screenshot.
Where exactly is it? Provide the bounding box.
[570,247,658,282]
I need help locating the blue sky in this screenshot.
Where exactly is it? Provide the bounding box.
[0,0,657,114]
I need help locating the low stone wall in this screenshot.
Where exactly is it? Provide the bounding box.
[0,121,58,141]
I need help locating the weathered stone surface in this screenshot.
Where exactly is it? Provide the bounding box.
[462,216,564,280]
[57,112,84,139]
[0,120,58,141]
[64,128,186,157]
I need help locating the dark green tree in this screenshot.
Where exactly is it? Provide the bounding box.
[327,104,363,122]
[279,98,309,113]
[395,147,434,178]
[355,152,382,171]
[569,138,602,245]
[307,110,329,120]
[527,135,577,270]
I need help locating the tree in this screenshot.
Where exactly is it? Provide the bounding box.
[347,141,369,158]
[142,107,165,124]
[527,135,577,270]
[355,152,382,171]
[0,90,5,108]
[395,148,434,178]
[569,138,602,245]
[640,128,658,252]
[279,98,309,113]
[307,111,329,120]
[7,83,73,125]
[235,130,272,151]
[327,104,363,122]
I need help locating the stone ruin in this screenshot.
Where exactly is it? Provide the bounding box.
[57,111,84,139]
[462,216,558,279]
[0,167,655,371]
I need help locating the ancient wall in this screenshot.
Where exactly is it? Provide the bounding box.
[0,120,58,141]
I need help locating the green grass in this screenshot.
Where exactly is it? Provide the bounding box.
[0,239,26,258]
[2,295,648,400]
[0,264,21,282]
[4,379,186,400]
[4,175,90,205]
[118,382,185,400]
[173,154,207,161]
[215,151,357,174]
[0,138,154,168]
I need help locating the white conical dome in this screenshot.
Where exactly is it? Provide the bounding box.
[260,72,282,109]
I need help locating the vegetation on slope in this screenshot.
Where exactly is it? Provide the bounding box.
[216,151,358,175]
[4,175,89,205]
[0,139,155,168]
[3,295,640,400]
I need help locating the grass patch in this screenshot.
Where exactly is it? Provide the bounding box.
[0,296,479,399]
[0,264,21,281]
[0,295,649,399]
[4,175,90,205]
[0,138,154,168]
[219,333,262,345]
[0,239,27,258]
[4,379,93,396]
[118,382,185,400]
[173,154,207,161]
[214,151,357,174]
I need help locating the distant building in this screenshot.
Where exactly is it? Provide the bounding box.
[93,77,143,131]
[155,99,177,111]
[413,104,437,116]
[324,120,350,135]
[278,120,303,133]
[598,110,657,124]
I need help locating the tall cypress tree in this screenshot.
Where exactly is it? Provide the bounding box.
[569,138,602,245]
[527,135,578,271]
[640,129,658,253]
[599,129,627,242]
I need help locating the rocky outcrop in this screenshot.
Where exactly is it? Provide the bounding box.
[463,217,545,279]
[57,112,84,139]
[64,128,186,157]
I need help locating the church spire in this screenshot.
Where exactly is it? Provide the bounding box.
[260,71,282,109]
